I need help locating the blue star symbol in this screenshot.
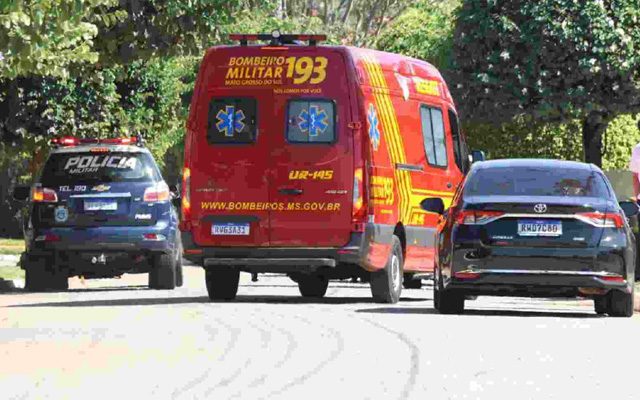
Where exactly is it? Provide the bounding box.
[298,105,329,137]
[368,103,380,151]
[216,106,246,137]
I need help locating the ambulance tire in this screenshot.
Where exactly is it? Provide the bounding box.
[402,274,422,289]
[206,269,240,301]
[149,253,176,290]
[297,274,329,298]
[25,256,68,292]
[370,236,403,304]
[174,238,184,288]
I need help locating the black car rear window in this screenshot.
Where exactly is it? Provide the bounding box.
[464,167,611,197]
[40,152,160,185]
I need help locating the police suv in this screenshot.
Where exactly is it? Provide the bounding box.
[12,136,183,291]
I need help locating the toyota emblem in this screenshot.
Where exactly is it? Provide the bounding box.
[534,203,547,213]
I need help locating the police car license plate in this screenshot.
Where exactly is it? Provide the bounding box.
[517,220,562,237]
[84,200,118,211]
[212,223,250,236]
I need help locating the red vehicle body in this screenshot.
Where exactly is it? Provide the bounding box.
[180,33,472,303]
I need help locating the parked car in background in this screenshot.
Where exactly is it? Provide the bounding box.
[12,136,183,291]
[421,159,639,317]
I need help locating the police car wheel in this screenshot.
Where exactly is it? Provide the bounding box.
[297,274,329,298]
[149,253,176,290]
[205,269,240,301]
[175,239,184,288]
[25,257,68,292]
[370,235,403,304]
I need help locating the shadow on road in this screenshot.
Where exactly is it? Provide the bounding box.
[8,296,211,308]
[356,307,602,318]
[230,294,426,304]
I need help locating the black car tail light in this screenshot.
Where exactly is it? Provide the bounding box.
[455,210,504,225]
[575,212,624,228]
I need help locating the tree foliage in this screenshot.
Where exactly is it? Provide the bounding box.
[451,0,640,166]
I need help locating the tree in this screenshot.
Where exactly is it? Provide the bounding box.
[451,0,640,166]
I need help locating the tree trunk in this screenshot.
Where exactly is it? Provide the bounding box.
[581,111,611,167]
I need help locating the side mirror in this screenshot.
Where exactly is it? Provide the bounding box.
[420,197,445,215]
[619,201,639,218]
[470,150,486,163]
[12,186,30,201]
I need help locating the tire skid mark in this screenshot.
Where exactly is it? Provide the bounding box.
[171,310,239,399]
[258,310,345,400]
[233,311,299,396]
[360,316,421,400]
[203,316,272,397]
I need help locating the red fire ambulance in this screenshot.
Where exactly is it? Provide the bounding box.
[180,32,480,303]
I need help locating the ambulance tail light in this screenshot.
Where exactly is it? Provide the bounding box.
[32,187,58,203]
[352,167,365,232]
[143,182,171,203]
[180,167,192,231]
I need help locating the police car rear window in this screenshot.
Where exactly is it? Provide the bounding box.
[207,97,257,144]
[40,152,160,184]
[287,100,335,143]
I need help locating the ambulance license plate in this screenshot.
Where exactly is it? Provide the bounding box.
[212,223,250,236]
[84,200,118,211]
[517,220,562,237]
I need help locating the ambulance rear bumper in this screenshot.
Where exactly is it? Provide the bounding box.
[181,230,371,273]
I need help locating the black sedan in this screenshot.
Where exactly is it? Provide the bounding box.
[421,159,639,317]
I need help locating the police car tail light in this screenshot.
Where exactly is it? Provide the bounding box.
[32,187,58,203]
[143,182,170,202]
[576,212,624,228]
[455,210,503,225]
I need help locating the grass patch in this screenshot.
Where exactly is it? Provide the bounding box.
[0,265,24,281]
[0,238,24,256]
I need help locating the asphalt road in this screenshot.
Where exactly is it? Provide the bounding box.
[2,266,640,400]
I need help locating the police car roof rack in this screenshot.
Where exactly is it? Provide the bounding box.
[229,31,327,46]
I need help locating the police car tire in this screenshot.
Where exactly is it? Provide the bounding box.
[175,239,184,288]
[370,235,403,304]
[607,289,634,318]
[25,257,68,292]
[205,269,240,301]
[297,274,329,298]
[149,253,176,290]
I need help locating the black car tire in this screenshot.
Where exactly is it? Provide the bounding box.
[206,269,240,301]
[297,274,329,298]
[607,289,634,318]
[25,257,68,292]
[149,253,176,290]
[434,267,464,314]
[594,295,608,315]
[402,273,422,289]
[370,235,403,304]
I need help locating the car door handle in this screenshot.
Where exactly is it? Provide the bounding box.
[395,163,424,172]
[279,188,303,195]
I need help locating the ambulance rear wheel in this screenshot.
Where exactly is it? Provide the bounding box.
[297,274,329,298]
[370,235,403,303]
[206,269,240,301]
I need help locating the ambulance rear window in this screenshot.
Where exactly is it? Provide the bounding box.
[207,97,257,144]
[286,100,335,143]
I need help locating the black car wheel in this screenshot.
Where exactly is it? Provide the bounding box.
[149,252,177,290]
[434,266,464,314]
[206,269,240,301]
[24,256,68,292]
[174,238,184,288]
[370,235,403,304]
[297,274,329,298]
[594,295,608,315]
[607,289,634,318]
